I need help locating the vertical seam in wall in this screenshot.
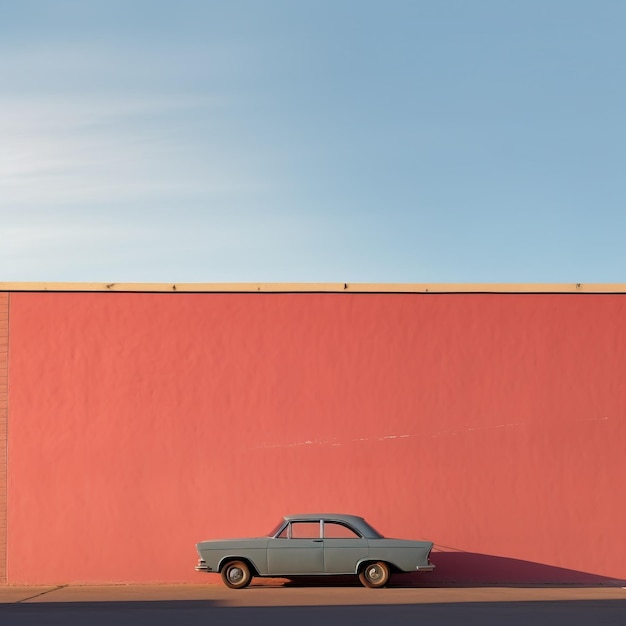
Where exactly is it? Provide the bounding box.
[0,292,8,584]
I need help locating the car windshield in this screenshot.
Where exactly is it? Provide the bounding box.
[267,520,286,537]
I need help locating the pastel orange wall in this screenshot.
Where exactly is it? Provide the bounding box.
[6,292,626,584]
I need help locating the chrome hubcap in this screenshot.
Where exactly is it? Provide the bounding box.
[228,567,243,582]
[367,566,381,580]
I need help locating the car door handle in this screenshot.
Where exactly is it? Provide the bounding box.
[312,539,323,543]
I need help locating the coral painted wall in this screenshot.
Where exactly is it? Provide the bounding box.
[5,291,626,584]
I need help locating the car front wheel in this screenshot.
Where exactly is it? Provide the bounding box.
[358,561,390,588]
[221,560,252,589]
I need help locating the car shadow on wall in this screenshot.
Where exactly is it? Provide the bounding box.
[269,551,624,588]
[421,550,624,587]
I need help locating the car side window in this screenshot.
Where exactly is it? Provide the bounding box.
[290,521,321,539]
[323,522,361,539]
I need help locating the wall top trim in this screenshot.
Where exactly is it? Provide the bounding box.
[1,282,626,294]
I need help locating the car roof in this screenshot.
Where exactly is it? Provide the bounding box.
[282,513,383,538]
[285,513,364,523]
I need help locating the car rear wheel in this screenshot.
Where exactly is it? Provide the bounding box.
[358,561,390,588]
[221,560,252,589]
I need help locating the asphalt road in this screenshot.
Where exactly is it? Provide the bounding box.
[1,583,625,626]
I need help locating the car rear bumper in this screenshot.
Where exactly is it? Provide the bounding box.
[416,563,436,571]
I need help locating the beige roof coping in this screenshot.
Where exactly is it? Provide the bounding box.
[1,282,626,293]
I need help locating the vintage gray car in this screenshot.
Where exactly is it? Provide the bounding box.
[195,513,435,588]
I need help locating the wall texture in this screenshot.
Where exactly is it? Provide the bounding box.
[4,289,626,584]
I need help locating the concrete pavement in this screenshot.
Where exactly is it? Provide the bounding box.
[1,581,625,605]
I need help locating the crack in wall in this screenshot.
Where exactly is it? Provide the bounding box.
[254,416,610,450]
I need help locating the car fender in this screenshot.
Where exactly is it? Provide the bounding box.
[217,555,262,576]
[355,557,398,575]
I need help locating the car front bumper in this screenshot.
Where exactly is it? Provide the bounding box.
[195,559,213,572]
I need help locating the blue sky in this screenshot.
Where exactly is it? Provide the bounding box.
[1,0,625,283]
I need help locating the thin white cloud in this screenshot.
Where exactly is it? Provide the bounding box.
[0,93,276,210]
[0,31,336,282]
[0,89,308,280]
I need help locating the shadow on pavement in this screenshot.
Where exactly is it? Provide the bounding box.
[1,599,626,626]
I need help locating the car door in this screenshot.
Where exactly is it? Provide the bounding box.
[322,520,369,574]
[266,521,324,575]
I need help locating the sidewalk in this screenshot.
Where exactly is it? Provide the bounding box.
[1,583,625,605]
